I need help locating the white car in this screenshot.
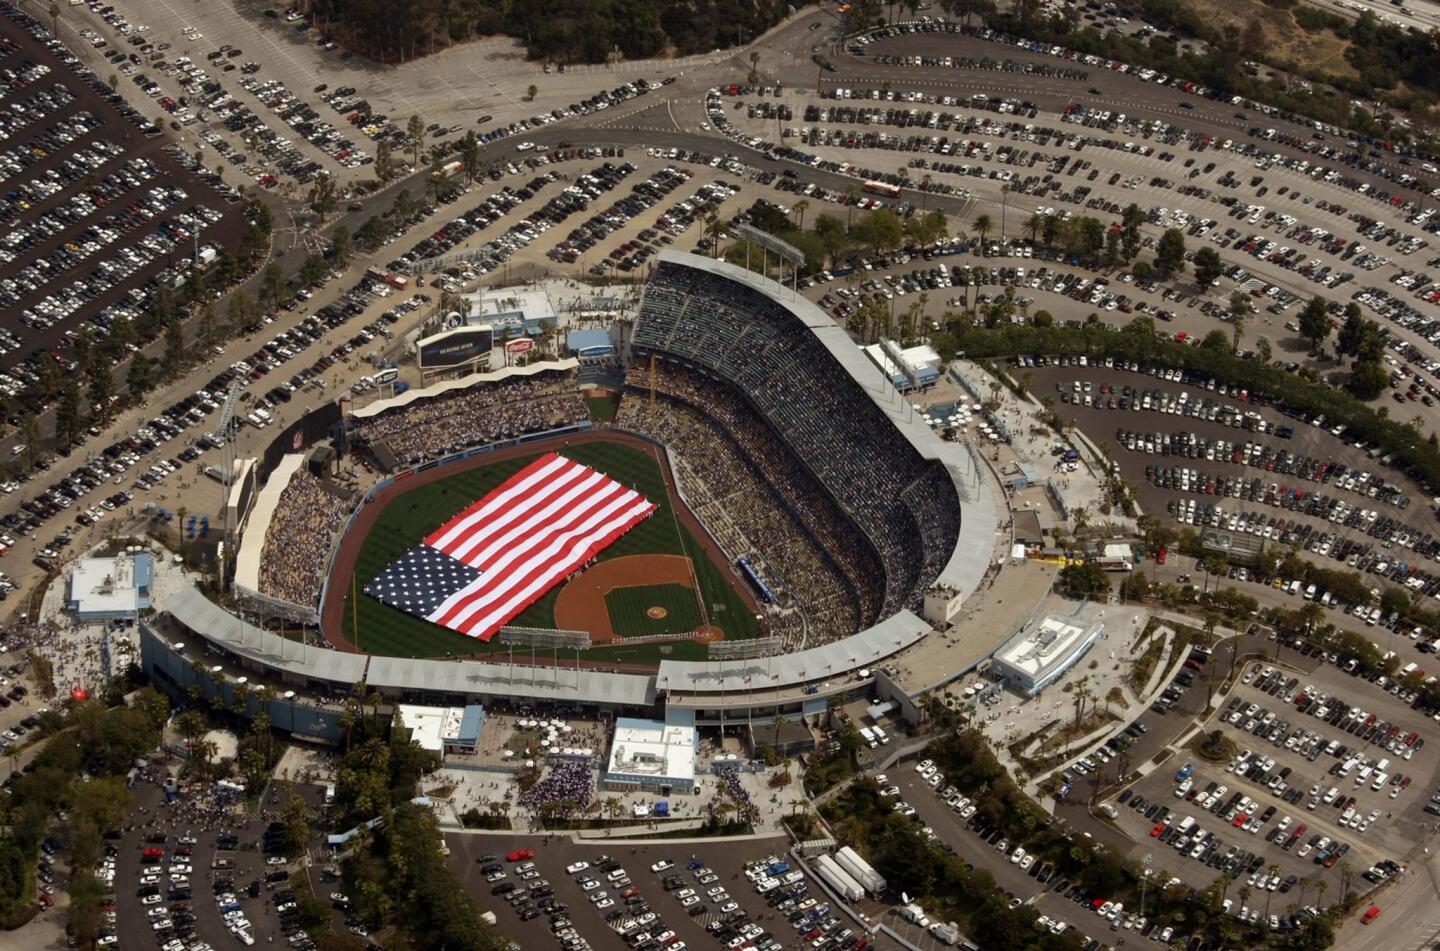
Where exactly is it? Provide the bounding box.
[650,860,674,872]
[566,862,590,875]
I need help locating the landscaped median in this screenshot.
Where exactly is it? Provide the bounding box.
[819,723,1336,947]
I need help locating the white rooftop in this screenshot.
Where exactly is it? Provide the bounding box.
[69,553,151,616]
[997,614,1093,680]
[396,705,465,754]
[605,717,696,784]
[464,287,556,322]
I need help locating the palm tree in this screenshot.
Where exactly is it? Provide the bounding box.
[920,172,932,210]
[1264,864,1282,916]
[972,214,993,252]
[793,199,810,230]
[192,739,218,784]
[845,185,860,231]
[1023,213,1044,244]
[702,213,725,259]
[1231,315,1246,354]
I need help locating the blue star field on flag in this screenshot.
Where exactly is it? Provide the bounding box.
[365,545,481,617]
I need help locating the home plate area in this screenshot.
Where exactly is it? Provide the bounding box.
[552,555,724,645]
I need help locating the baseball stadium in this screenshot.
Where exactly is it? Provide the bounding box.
[138,252,999,735]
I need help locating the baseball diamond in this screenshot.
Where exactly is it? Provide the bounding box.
[604,583,704,638]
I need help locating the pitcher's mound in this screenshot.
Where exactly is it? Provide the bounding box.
[646,606,669,620]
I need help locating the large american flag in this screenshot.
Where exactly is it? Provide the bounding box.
[365,452,656,640]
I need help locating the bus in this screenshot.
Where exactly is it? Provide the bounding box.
[863,180,901,197]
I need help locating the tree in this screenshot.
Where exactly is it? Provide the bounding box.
[1337,304,1365,360]
[1242,17,1269,55]
[526,83,538,101]
[813,213,848,265]
[1154,228,1187,277]
[308,171,338,222]
[461,130,481,183]
[406,114,426,168]
[1121,203,1144,261]
[972,213,993,249]
[48,1,59,37]
[1193,246,1223,288]
[282,790,312,853]
[163,314,185,379]
[1023,212,1044,244]
[1255,335,1272,363]
[1201,329,1230,352]
[300,252,328,287]
[262,262,286,312]
[1298,295,1331,354]
[375,139,395,182]
[851,208,904,253]
[1349,359,1389,399]
[392,188,417,222]
[330,225,353,270]
[87,350,114,421]
[228,288,261,334]
[55,379,82,447]
[356,215,391,250]
[127,354,153,398]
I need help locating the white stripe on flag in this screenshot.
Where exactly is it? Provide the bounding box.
[425,452,577,553]
[429,487,648,631]
[448,467,614,567]
[434,498,656,638]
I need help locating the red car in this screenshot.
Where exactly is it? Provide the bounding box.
[1362,906,1380,924]
[506,849,535,862]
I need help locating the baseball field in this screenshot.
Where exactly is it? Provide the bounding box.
[337,438,758,664]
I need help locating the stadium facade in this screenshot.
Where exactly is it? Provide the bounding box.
[139,253,998,730]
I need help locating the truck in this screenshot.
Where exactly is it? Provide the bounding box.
[814,855,864,902]
[767,861,790,876]
[835,846,886,895]
[1175,762,1195,783]
[858,726,878,748]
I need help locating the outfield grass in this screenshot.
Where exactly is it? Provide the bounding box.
[341,441,757,662]
[605,583,703,637]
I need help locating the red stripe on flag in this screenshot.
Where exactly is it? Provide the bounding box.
[430,485,649,630]
[439,499,656,639]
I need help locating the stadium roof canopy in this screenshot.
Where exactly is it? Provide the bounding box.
[165,585,369,686]
[650,252,996,603]
[656,610,930,695]
[364,655,656,707]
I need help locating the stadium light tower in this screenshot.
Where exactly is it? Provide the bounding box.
[498,627,592,688]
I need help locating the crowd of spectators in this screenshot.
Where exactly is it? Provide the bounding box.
[518,758,594,817]
[617,363,878,648]
[352,370,588,465]
[633,262,962,615]
[256,469,353,607]
[707,762,757,826]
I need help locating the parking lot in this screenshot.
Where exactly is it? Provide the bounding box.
[444,834,899,951]
[1021,360,1440,615]
[1108,643,1440,911]
[0,9,242,393]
